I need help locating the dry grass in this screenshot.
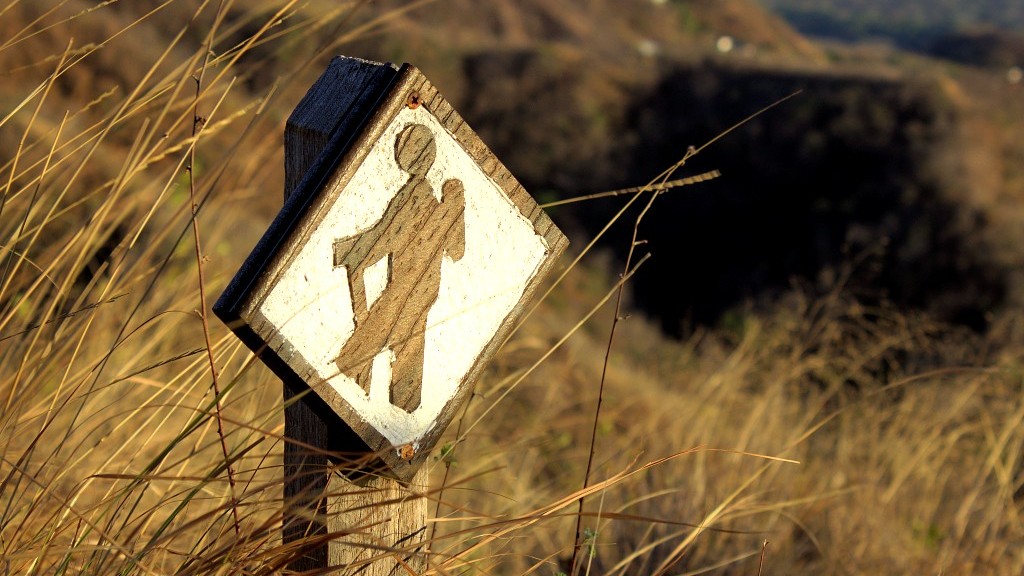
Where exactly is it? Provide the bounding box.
[425,247,1024,574]
[2,1,1023,575]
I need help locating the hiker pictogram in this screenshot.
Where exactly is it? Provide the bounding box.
[332,123,466,413]
[218,61,567,478]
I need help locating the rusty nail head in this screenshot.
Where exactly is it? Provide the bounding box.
[399,443,415,461]
[406,91,421,109]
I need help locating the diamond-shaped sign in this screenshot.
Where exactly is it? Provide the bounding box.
[215,59,567,480]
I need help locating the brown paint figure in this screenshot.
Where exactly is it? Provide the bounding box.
[332,123,466,413]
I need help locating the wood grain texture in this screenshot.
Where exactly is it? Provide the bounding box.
[328,471,429,575]
[281,57,426,574]
[285,57,400,199]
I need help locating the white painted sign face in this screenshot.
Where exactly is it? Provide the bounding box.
[217,65,567,480]
[258,103,547,446]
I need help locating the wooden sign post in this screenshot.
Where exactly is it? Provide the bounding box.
[214,56,567,572]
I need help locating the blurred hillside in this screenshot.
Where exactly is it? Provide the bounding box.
[6,0,1024,335]
[335,0,1024,336]
[8,0,1024,336]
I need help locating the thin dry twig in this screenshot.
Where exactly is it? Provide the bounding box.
[187,30,241,535]
[757,540,768,576]
[540,170,721,208]
[569,150,692,576]
[568,91,802,576]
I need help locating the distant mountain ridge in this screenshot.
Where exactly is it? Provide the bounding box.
[761,0,1024,49]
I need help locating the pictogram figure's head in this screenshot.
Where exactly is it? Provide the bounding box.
[395,124,436,176]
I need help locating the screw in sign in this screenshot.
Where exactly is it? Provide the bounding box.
[215,59,568,481]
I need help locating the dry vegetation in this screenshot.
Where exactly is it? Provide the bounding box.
[2,1,1023,575]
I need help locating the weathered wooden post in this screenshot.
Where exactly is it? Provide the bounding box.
[214,56,567,573]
